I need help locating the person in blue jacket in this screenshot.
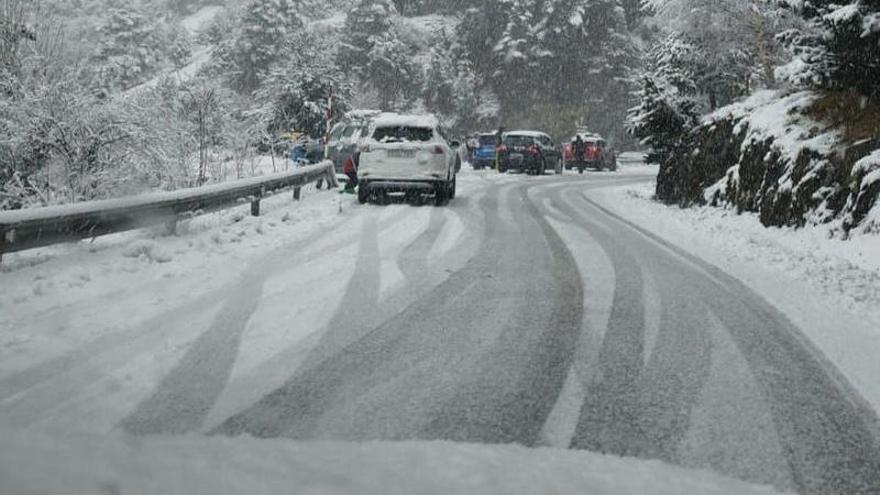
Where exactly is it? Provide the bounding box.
[289,142,308,167]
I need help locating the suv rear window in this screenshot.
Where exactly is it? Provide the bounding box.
[373,126,433,143]
[504,135,537,147]
[478,135,497,145]
[329,124,346,141]
[341,125,360,138]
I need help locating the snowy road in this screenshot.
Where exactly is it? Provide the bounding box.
[2,170,879,494]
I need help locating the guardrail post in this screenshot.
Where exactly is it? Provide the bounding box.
[165,216,178,236]
[251,186,264,217]
[325,163,339,189]
[293,187,301,201]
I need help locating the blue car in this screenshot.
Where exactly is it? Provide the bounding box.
[470,133,498,170]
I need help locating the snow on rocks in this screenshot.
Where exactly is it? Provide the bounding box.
[846,149,880,234]
[661,89,880,233]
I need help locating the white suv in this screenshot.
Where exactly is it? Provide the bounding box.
[357,114,460,206]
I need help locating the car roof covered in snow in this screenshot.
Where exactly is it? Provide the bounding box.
[371,113,439,129]
[504,130,550,138]
[344,109,383,119]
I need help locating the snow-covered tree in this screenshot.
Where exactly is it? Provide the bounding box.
[257,31,352,138]
[627,34,702,164]
[781,0,880,98]
[422,29,482,131]
[219,0,306,93]
[90,8,191,93]
[338,0,421,110]
[646,0,802,105]
[459,0,639,139]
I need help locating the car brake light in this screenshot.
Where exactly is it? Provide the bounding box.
[528,144,539,157]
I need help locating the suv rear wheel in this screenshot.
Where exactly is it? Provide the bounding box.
[434,182,448,206]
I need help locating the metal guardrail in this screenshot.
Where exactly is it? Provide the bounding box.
[0,161,337,259]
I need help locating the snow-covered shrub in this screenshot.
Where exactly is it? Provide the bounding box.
[123,240,173,263]
[842,149,880,234]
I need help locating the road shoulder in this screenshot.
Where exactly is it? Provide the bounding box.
[586,179,880,417]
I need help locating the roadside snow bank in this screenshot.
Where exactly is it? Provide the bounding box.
[590,182,880,414]
[0,431,781,495]
[0,185,343,376]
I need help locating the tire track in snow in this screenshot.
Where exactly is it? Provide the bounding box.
[115,206,410,435]
[576,189,880,494]
[213,180,583,444]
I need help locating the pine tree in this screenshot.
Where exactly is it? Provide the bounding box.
[627,34,702,164]
[338,0,420,110]
[258,32,352,137]
[647,0,790,104]
[90,8,191,93]
[92,9,160,92]
[460,0,639,139]
[783,0,880,97]
[422,30,481,131]
[227,0,305,93]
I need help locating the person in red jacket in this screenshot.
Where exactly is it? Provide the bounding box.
[342,151,360,193]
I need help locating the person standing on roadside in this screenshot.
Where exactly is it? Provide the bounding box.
[342,151,360,193]
[494,126,505,170]
[574,134,585,164]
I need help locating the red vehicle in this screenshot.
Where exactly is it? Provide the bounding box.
[563,133,617,173]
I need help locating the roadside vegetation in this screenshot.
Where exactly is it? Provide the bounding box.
[628,0,880,235]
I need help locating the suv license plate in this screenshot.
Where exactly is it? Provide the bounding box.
[388,150,417,158]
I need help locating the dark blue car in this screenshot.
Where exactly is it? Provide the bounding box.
[470,133,498,170]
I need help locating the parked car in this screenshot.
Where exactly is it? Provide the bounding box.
[357,114,460,206]
[563,133,617,172]
[497,131,563,175]
[325,110,381,174]
[471,133,499,170]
